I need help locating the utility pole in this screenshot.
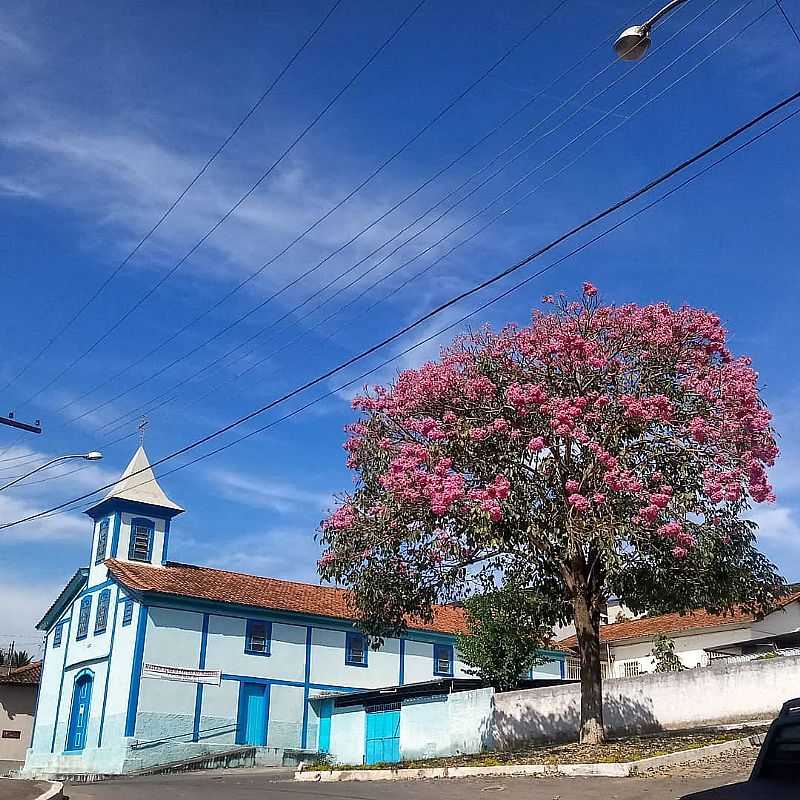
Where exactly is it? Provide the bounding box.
[0,411,42,434]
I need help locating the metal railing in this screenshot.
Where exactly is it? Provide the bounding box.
[565,657,612,681]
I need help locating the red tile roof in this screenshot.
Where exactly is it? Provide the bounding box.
[106,559,470,636]
[0,661,42,685]
[559,592,800,648]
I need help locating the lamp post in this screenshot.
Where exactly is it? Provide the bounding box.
[0,451,103,491]
[614,0,690,61]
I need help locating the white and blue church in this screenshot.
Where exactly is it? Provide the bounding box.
[23,446,567,777]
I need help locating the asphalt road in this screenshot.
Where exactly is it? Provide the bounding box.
[61,766,796,800]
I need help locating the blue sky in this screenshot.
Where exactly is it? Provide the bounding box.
[1,0,799,654]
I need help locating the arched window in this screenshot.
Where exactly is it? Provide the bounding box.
[95,518,109,565]
[94,589,111,635]
[76,595,92,640]
[128,518,154,562]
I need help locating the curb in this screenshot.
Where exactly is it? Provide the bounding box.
[35,782,64,800]
[295,734,762,782]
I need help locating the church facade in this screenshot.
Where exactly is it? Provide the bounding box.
[23,446,566,777]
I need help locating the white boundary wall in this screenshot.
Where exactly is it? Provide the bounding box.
[492,655,800,747]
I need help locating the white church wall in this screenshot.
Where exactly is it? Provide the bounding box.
[402,639,469,684]
[198,680,238,745]
[28,605,72,755]
[205,616,306,682]
[87,515,114,587]
[135,606,204,743]
[310,628,400,689]
[267,684,305,749]
[100,591,139,748]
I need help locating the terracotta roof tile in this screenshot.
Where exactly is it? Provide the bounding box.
[558,592,800,648]
[0,661,42,685]
[106,559,469,636]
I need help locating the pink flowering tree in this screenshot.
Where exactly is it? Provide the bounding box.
[318,285,784,744]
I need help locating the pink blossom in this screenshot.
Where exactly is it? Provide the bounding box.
[672,546,688,559]
[565,480,580,494]
[568,493,590,513]
[582,282,598,297]
[527,436,546,452]
[592,493,606,505]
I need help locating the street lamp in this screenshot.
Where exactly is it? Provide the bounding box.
[614,0,690,61]
[0,451,103,492]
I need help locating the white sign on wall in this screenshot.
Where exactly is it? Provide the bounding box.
[141,662,221,685]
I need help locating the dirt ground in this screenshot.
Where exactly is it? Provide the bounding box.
[309,727,767,770]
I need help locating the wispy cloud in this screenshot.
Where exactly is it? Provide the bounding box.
[181,526,321,584]
[746,504,800,548]
[205,467,332,514]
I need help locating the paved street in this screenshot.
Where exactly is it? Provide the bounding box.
[61,765,789,800]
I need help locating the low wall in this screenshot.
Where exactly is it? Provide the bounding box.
[492,655,800,748]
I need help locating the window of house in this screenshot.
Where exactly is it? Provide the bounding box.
[94,589,111,635]
[52,621,65,648]
[345,632,368,667]
[95,518,109,565]
[122,599,134,626]
[244,620,272,655]
[76,596,92,640]
[433,643,454,676]
[622,660,641,677]
[128,518,154,562]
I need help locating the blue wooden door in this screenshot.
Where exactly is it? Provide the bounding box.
[365,706,401,764]
[66,674,93,751]
[238,683,268,746]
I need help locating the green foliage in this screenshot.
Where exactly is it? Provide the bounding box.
[455,585,561,691]
[650,634,684,672]
[0,648,32,668]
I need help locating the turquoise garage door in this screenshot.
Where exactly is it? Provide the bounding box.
[365,703,401,765]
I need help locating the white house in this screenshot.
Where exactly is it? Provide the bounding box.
[23,446,567,778]
[559,594,800,678]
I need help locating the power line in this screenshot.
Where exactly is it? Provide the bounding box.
[14,0,428,412]
[50,0,575,424]
[95,0,738,439]
[0,0,344,397]
[75,0,703,437]
[4,82,799,531]
[777,0,800,46]
[30,100,800,526]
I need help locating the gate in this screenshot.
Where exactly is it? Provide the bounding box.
[364,702,401,764]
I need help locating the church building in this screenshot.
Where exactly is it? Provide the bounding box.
[23,446,566,777]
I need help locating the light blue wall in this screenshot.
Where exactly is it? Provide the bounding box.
[324,705,366,765]
[323,687,496,765]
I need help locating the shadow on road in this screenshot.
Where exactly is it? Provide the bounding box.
[681,779,797,799]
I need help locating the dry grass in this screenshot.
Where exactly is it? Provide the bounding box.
[305,727,767,771]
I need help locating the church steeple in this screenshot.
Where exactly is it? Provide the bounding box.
[85,445,184,520]
[85,446,184,576]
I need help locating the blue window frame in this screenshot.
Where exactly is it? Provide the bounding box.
[244,619,271,656]
[76,596,92,640]
[128,518,154,562]
[122,599,134,626]
[52,621,65,648]
[94,589,111,634]
[345,632,368,667]
[94,518,109,565]
[433,643,454,676]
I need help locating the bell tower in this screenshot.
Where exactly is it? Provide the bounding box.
[84,445,184,585]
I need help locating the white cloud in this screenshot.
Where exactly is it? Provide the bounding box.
[745,504,800,547]
[205,468,332,514]
[181,527,321,584]
[0,444,118,540]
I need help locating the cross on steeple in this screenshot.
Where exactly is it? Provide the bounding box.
[138,416,149,446]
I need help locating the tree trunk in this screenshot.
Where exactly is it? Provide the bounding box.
[573,591,605,744]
